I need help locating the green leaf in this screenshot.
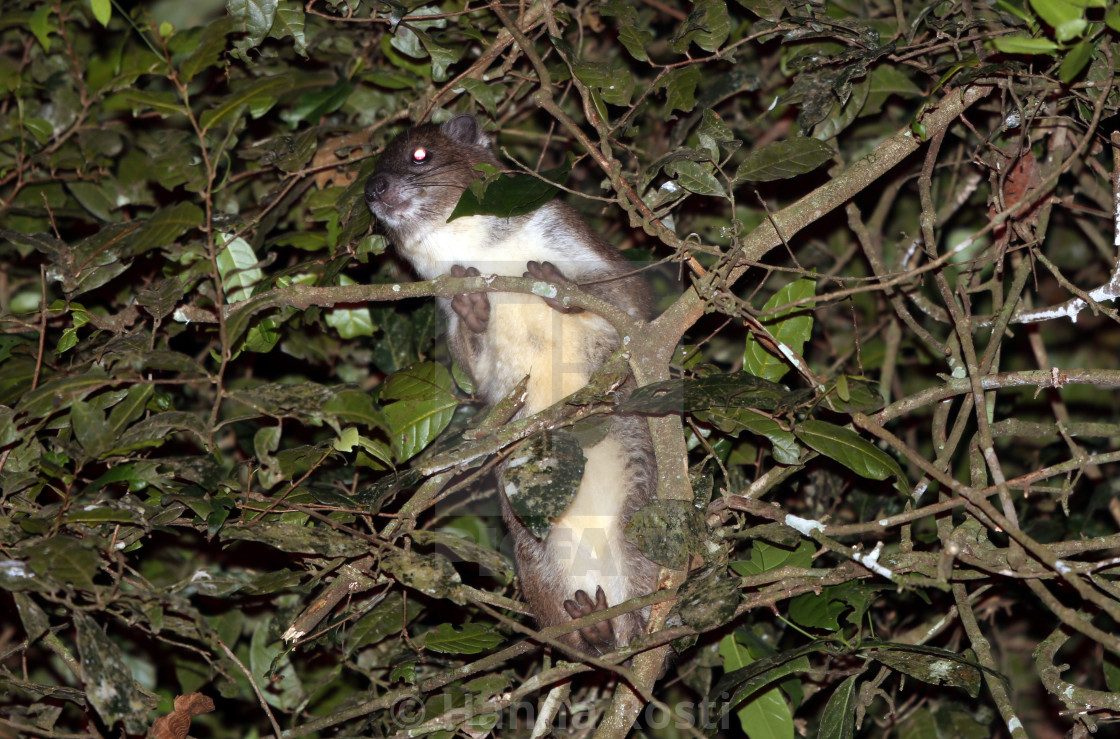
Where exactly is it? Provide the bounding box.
[271,0,307,55]
[29,5,56,52]
[74,612,157,733]
[226,0,278,51]
[90,0,111,27]
[456,78,499,116]
[731,539,815,577]
[108,411,210,454]
[16,367,109,419]
[698,109,739,159]
[816,675,858,739]
[661,65,701,115]
[345,593,422,656]
[677,568,741,631]
[66,181,117,222]
[711,640,817,725]
[867,644,982,696]
[822,376,884,414]
[135,279,185,322]
[893,708,939,739]
[626,499,708,569]
[323,389,386,432]
[283,81,353,128]
[744,278,817,382]
[619,23,653,62]
[381,362,457,462]
[13,593,49,643]
[129,202,204,256]
[991,35,1061,54]
[389,7,447,58]
[814,76,871,139]
[222,522,368,557]
[379,33,431,78]
[669,0,731,53]
[0,407,19,446]
[1104,652,1120,691]
[600,1,651,61]
[418,32,459,83]
[448,162,569,221]
[245,316,281,352]
[26,536,100,591]
[216,235,263,303]
[419,623,504,654]
[667,160,727,198]
[200,74,295,132]
[572,61,634,106]
[1108,3,1120,32]
[180,18,236,82]
[735,139,834,183]
[697,407,801,465]
[717,635,795,739]
[504,431,586,538]
[1030,0,1087,42]
[81,462,162,497]
[1058,38,1095,82]
[868,64,922,97]
[735,0,787,21]
[325,275,374,338]
[70,399,111,458]
[381,550,464,602]
[368,307,415,373]
[0,559,38,592]
[390,662,418,684]
[788,590,849,631]
[794,419,904,483]
[108,90,189,118]
[249,624,304,710]
[56,327,79,354]
[411,530,514,583]
[864,65,923,115]
[22,117,54,145]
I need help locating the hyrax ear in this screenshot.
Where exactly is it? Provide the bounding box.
[441,115,490,149]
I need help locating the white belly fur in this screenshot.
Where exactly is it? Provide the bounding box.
[544,433,631,608]
[474,295,612,413]
[478,302,631,607]
[402,209,634,607]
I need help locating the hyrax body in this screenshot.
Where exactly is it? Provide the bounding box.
[365,115,658,654]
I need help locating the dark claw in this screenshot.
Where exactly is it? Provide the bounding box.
[450,265,489,333]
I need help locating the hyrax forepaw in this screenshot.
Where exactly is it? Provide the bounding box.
[450,264,490,333]
[525,260,584,314]
[563,586,614,654]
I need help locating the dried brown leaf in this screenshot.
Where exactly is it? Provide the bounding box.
[149,692,215,739]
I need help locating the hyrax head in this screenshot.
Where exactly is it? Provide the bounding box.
[364,115,497,239]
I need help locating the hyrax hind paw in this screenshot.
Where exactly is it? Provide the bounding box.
[450,264,490,333]
[563,586,614,654]
[525,260,584,314]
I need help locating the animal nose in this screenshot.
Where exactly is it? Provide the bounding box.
[365,175,387,203]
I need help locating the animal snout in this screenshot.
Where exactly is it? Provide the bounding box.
[365,174,388,203]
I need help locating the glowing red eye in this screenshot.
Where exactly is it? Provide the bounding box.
[411,147,428,164]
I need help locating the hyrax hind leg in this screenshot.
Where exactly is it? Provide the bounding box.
[563,586,614,654]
